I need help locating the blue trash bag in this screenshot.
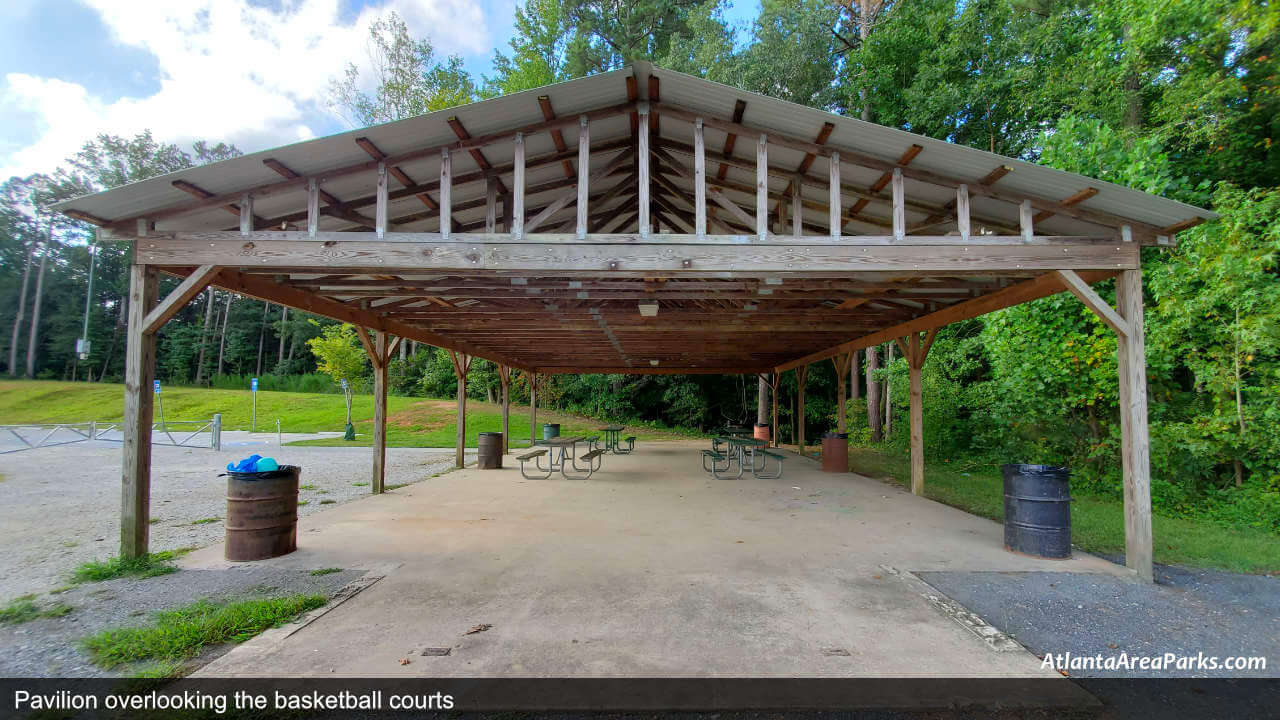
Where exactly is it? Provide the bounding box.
[227,454,263,473]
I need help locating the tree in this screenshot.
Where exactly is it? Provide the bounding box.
[306,322,368,438]
[329,12,480,126]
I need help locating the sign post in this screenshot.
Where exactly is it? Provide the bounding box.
[251,377,259,432]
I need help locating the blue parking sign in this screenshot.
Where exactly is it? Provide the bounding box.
[251,377,259,391]
[153,380,161,395]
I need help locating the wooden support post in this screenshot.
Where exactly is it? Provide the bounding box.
[307,179,319,237]
[502,192,513,233]
[1020,199,1034,243]
[529,371,538,443]
[638,104,651,238]
[239,194,253,235]
[694,118,706,240]
[371,331,388,493]
[577,115,590,240]
[512,133,525,240]
[770,374,779,448]
[829,151,840,239]
[756,134,768,241]
[796,364,809,456]
[448,351,472,469]
[908,333,924,496]
[956,184,970,241]
[791,178,802,237]
[1116,269,1153,581]
[439,148,451,240]
[498,365,511,454]
[375,162,388,238]
[121,262,158,558]
[833,352,851,434]
[891,168,905,242]
[485,178,497,233]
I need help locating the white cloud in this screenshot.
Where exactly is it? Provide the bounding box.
[0,0,495,178]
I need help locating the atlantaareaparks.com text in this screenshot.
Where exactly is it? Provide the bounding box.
[1042,651,1267,672]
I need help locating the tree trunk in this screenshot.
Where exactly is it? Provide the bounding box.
[195,290,215,383]
[884,342,894,438]
[859,0,873,122]
[866,346,882,442]
[757,375,769,425]
[216,294,233,377]
[276,306,288,368]
[25,239,49,378]
[850,348,860,402]
[7,239,34,376]
[255,302,269,376]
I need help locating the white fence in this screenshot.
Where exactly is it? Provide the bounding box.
[0,414,221,454]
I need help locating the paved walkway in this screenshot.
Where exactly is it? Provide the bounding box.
[191,440,1127,684]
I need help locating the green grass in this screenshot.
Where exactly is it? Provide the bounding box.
[849,447,1280,574]
[190,517,221,525]
[0,380,688,448]
[309,568,342,576]
[0,595,73,624]
[71,551,185,584]
[82,594,327,669]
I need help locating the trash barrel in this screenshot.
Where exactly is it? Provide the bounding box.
[477,431,503,469]
[1002,464,1072,559]
[821,432,849,473]
[542,423,561,441]
[225,465,299,562]
[754,422,771,442]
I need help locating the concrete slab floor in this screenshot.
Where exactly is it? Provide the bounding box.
[190,440,1130,679]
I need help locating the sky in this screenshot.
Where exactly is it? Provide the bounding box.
[0,0,761,181]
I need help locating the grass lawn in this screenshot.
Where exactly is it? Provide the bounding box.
[0,380,690,448]
[848,446,1280,575]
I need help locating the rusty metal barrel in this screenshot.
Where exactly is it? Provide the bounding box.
[1002,464,1072,559]
[754,422,771,442]
[225,465,299,562]
[477,431,503,469]
[821,432,849,473]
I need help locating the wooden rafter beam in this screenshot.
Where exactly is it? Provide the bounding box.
[261,158,375,228]
[775,270,1117,372]
[718,100,747,181]
[211,268,534,372]
[537,95,576,179]
[354,136,441,213]
[850,144,922,216]
[448,115,507,194]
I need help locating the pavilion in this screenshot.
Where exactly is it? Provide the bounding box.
[54,62,1213,582]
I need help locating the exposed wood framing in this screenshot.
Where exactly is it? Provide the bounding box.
[448,350,473,468]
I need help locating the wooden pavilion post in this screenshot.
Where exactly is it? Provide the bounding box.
[448,351,472,468]
[356,327,400,494]
[1057,268,1153,581]
[370,331,388,493]
[896,330,937,497]
[497,364,511,454]
[121,262,158,559]
[833,352,851,434]
[528,371,539,444]
[796,364,809,456]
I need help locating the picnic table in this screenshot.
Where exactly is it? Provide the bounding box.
[702,435,784,480]
[520,435,604,480]
[598,425,637,454]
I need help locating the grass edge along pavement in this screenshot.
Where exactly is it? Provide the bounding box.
[81,594,327,674]
[70,549,195,585]
[848,446,1280,575]
[0,379,692,448]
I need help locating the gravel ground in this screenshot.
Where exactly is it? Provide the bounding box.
[0,564,364,677]
[917,562,1280,678]
[0,434,469,598]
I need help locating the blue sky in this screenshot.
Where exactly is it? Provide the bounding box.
[0,0,760,179]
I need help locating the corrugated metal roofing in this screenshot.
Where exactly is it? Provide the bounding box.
[54,61,1212,236]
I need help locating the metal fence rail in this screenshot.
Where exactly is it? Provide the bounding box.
[0,414,221,453]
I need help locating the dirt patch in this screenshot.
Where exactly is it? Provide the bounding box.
[386,400,454,429]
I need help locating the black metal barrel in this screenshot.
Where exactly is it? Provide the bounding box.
[1002,464,1071,559]
[542,423,561,441]
[226,466,299,562]
[477,431,503,469]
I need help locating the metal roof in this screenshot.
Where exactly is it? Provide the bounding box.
[55,61,1213,237]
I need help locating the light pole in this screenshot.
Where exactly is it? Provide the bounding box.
[76,242,97,380]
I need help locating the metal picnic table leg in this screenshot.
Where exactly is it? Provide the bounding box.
[561,441,593,480]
